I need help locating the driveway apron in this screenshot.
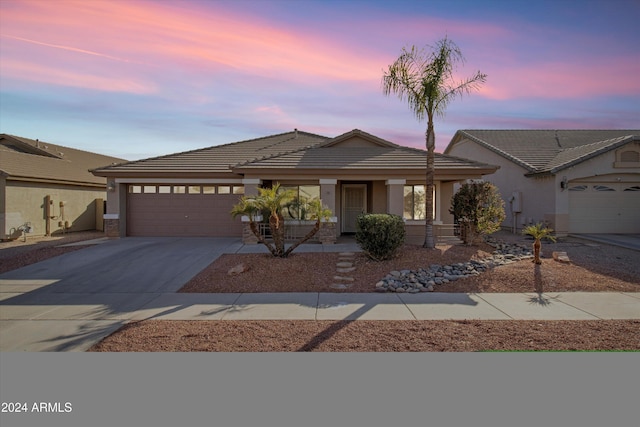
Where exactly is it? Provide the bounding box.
[0,237,241,351]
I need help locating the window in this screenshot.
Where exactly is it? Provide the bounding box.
[143,185,156,194]
[233,186,245,195]
[158,186,171,194]
[594,185,615,192]
[188,186,201,194]
[568,185,587,192]
[202,186,216,194]
[129,185,142,194]
[624,186,640,192]
[173,186,186,194]
[403,185,426,220]
[218,186,231,194]
[280,185,321,220]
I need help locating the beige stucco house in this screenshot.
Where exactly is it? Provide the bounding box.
[444,130,640,236]
[91,129,498,244]
[1,134,126,239]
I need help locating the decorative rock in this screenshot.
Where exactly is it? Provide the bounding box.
[552,251,571,263]
[227,263,248,276]
[374,236,535,293]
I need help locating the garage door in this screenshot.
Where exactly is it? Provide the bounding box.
[569,181,640,233]
[127,184,244,237]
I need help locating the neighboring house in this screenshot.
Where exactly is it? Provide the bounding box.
[444,130,640,236]
[1,134,127,239]
[91,129,498,244]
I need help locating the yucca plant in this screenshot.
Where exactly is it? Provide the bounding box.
[522,223,557,264]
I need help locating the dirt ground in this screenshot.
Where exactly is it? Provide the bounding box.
[179,232,639,294]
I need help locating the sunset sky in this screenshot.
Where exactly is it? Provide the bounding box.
[1,0,639,160]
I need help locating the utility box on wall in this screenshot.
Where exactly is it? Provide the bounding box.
[510,191,522,213]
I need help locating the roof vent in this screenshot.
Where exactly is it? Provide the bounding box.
[294,128,298,138]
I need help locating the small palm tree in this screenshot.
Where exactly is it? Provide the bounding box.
[231,183,332,258]
[522,223,557,264]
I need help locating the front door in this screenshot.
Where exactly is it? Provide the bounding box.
[342,184,367,233]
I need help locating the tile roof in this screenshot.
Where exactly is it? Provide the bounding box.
[92,130,328,175]
[234,145,495,172]
[1,134,127,186]
[92,129,498,177]
[446,130,640,175]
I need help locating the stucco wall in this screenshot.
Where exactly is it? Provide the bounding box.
[447,139,555,233]
[4,181,105,238]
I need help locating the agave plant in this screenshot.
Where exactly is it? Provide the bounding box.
[522,223,557,264]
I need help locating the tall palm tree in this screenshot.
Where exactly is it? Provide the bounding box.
[382,37,486,248]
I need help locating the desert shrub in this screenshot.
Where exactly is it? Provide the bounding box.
[355,213,406,261]
[450,181,505,245]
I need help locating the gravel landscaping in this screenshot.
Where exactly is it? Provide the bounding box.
[179,232,640,294]
[2,231,638,352]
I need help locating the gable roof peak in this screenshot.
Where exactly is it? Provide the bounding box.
[447,129,640,174]
[321,128,401,148]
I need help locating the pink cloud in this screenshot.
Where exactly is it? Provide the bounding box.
[0,0,388,93]
[0,58,156,94]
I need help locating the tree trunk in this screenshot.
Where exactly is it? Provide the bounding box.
[248,220,278,257]
[533,239,542,264]
[423,118,436,249]
[270,213,286,257]
[284,220,322,257]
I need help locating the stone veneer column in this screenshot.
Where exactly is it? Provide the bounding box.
[319,179,338,244]
[103,180,125,237]
[386,179,406,217]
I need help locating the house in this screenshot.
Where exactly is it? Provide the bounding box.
[91,129,498,243]
[444,130,640,236]
[0,134,127,239]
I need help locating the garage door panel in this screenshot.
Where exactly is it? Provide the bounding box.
[569,181,640,234]
[127,192,242,237]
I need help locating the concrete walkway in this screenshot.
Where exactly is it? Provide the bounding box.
[1,237,639,351]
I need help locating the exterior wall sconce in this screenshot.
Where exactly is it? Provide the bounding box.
[107,181,116,192]
[560,176,568,190]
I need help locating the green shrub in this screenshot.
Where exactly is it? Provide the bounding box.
[450,181,505,245]
[355,214,406,261]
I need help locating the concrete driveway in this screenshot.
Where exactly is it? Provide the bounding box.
[0,237,244,351]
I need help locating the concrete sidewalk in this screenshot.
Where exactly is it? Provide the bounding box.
[1,290,639,351]
[127,291,640,321]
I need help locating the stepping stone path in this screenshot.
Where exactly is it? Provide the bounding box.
[331,252,357,289]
